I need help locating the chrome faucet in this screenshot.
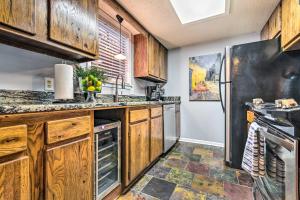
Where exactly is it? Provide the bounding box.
[114,73,125,102]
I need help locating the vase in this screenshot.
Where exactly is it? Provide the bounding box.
[85,91,96,103]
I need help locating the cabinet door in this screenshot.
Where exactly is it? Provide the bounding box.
[0,0,36,34]
[45,138,92,200]
[148,35,160,77]
[160,46,168,81]
[150,116,163,162]
[261,22,269,40]
[0,157,30,200]
[49,0,98,55]
[268,4,281,39]
[281,0,300,50]
[129,120,150,181]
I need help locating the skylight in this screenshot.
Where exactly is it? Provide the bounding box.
[170,0,229,24]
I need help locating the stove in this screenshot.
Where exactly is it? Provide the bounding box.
[246,102,300,139]
[246,102,299,200]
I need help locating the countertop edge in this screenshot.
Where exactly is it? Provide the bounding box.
[0,101,181,115]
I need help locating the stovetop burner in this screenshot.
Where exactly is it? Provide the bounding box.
[246,102,300,139]
[246,102,300,113]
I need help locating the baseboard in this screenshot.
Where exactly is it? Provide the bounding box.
[179,137,224,148]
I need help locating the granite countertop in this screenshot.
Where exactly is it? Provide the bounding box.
[0,100,180,114]
[0,90,180,114]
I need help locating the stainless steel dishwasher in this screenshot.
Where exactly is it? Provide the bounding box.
[164,104,177,153]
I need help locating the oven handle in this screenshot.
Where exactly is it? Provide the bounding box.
[259,128,295,151]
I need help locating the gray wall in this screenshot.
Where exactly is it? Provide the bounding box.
[165,33,260,145]
[0,44,153,95]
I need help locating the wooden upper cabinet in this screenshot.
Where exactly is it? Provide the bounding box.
[0,0,36,35]
[134,34,148,77]
[128,120,150,182]
[159,45,168,81]
[148,35,160,78]
[49,0,98,55]
[45,138,92,200]
[260,3,281,40]
[281,0,300,51]
[134,34,168,82]
[261,22,269,40]
[269,4,281,39]
[0,0,98,61]
[0,157,30,200]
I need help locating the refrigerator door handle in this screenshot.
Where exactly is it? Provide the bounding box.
[219,54,226,113]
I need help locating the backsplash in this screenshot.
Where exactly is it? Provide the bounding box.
[0,89,180,105]
[0,90,142,104]
[0,44,154,96]
[0,90,55,104]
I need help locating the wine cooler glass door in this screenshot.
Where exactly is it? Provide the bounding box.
[95,122,121,200]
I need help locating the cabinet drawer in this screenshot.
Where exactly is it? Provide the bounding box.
[130,109,149,123]
[0,125,27,157]
[46,116,91,144]
[151,107,162,118]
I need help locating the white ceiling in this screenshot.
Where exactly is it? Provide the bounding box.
[117,0,280,49]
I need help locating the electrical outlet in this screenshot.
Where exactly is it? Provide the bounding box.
[45,77,54,91]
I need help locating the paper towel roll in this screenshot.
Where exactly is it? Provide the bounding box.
[54,64,74,100]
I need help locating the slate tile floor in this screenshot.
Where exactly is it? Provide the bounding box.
[118,142,253,200]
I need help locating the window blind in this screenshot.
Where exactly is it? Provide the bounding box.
[92,15,131,84]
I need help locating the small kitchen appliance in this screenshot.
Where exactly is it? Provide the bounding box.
[146,85,164,101]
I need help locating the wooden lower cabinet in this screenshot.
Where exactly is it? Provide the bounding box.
[0,157,30,200]
[0,111,93,200]
[129,120,150,182]
[45,137,92,200]
[150,116,163,162]
[124,106,165,188]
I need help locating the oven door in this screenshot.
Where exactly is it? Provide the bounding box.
[256,127,299,200]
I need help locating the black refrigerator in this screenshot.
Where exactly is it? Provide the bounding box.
[221,37,300,169]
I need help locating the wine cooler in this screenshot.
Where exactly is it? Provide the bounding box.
[94,119,121,200]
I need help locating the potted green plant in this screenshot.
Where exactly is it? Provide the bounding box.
[74,65,107,102]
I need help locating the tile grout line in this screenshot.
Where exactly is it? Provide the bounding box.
[121,142,253,200]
